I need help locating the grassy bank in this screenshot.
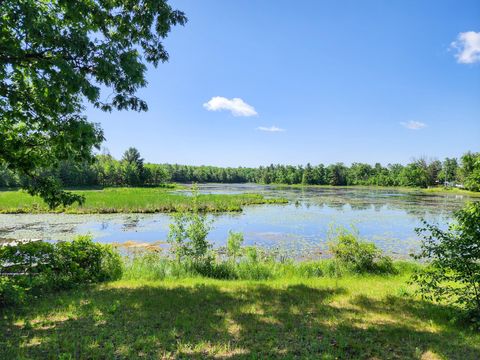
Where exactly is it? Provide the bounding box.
[272,184,480,197]
[1,272,479,359]
[2,235,479,359]
[0,187,287,214]
[420,186,480,197]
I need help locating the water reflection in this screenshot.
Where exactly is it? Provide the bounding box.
[0,184,477,258]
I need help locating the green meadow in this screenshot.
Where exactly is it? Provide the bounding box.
[1,270,479,359]
[0,187,287,214]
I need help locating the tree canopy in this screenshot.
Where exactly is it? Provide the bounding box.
[0,0,186,207]
[2,148,479,192]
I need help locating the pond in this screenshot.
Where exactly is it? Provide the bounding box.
[0,184,476,258]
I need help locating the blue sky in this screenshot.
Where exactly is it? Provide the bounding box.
[86,0,480,167]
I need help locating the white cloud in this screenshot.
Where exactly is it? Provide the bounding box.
[450,31,480,64]
[257,126,285,132]
[203,96,257,117]
[400,121,427,130]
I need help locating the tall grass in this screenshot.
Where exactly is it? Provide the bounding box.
[0,187,287,213]
[122,251,418,281]
[121,225,414,281]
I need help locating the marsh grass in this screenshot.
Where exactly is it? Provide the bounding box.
[0,187,287,214]
[121,251,418,281]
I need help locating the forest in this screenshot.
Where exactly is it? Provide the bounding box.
[1,147,479,191]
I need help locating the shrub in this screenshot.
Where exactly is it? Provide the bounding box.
[51,235,122,288]
[226,231,244,262]
[0,235,122,306]
[412,201,480,321]
[0,241,57,292]
[0,240,55,274]
[0,277,26,306]
[328,227,395,274]
[168,185,213,263]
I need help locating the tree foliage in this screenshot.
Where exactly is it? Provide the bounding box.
[1,147,479,192]
[122,147,145,185]
[460,152,480,192]
[0,0,186,207]
[412,202,480,320]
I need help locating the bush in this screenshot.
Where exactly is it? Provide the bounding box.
[0,235,122,306]
[0,241,57,292]
[168,185,213,263]
[412,201,480,321]
[328,227,396,274]
[0,277,26,306]
[226,231,244,262]
[51,235,122,288]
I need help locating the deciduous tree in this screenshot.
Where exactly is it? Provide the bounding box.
[0,0,186,207]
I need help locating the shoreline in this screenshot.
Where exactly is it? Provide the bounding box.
[268,183,480,197]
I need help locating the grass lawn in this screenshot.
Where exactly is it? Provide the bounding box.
[0,187,287,214]
[1,275,478,359]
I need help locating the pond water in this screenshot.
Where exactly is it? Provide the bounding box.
[0,184,476,258]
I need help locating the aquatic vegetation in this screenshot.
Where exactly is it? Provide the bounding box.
[2,205,479,358]
[0,187,288,214]
[122,225,403,281]
[0,184,475,258]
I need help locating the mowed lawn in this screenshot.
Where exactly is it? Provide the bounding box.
[1,275,478,359]
[0,187,287,214]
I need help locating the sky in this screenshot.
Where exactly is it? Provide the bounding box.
[86,0,480,167]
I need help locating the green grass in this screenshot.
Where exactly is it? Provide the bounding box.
[120,252,410,281]
[1,272,479,359]
[420,186,480,197]
[0,187,287,214]
[272,184,480,197]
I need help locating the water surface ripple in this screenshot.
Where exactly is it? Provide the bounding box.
[0,184,475,258]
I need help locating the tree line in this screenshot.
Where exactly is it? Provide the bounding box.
[1,148,479,192]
